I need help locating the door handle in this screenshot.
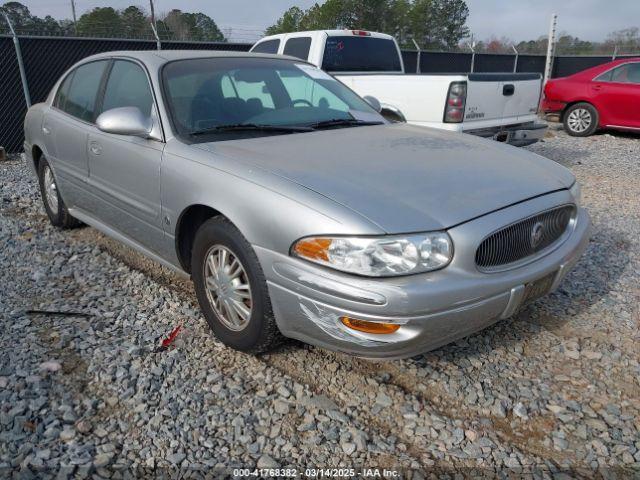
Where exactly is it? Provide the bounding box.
[89,142,102,155]
[592,85,603,91]
[42,126,51,135]
[503,84,515,96]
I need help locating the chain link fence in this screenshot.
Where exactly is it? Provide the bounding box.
[401,49,638,76]
[0,34,251,153]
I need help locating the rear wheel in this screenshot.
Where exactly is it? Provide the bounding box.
[191,217,283,353]
[563,102,598,137]
[37,156,82,229]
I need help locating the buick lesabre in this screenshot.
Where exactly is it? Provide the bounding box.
[24,51,590,359]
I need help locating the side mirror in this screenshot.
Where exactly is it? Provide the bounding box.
[363,95,382,113]
[96,107,152,137]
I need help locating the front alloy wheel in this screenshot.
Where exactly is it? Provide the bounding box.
[191,216,283,353]
[203,245,252,331]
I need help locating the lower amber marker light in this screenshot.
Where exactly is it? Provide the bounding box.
[340,316,400,334]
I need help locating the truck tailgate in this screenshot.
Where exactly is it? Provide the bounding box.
[464,73,542,127]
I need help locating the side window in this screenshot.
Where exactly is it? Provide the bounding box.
[63,61,108,122]
[628,63,640,84]
[101,60,154,116]
[221,75,237,98]
[610,63,640,84]
[228,72,275,109]
[252,39,280,54]
[594,70,613,82]
[54,71,75,110]
[283,37,312,61]
[278,68,350,112]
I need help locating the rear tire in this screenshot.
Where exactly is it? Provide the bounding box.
[563,102,598,137]
[37,156,82,229]
[191,216,283,353]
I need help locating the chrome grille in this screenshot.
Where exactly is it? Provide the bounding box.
[475,205,575,270]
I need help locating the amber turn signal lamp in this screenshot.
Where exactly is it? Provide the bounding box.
[292,238,332,261]
[340,316,400,334]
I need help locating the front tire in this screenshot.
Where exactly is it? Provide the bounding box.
[191,217,283,353]
[563,102,598,137]
[37,156,82,229]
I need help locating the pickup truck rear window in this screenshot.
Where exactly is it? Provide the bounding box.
[322,36,402,72]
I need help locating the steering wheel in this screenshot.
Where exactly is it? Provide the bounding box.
[292,99,313,107]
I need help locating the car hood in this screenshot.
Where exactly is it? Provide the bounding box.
[195,123,574,233]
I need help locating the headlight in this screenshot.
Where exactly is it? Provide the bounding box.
[291,232,453,277]
[569,181,582,207]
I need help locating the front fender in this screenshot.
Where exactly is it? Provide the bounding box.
[161,139,384,257]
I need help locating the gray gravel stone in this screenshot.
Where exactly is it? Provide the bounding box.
[0,130,638,474]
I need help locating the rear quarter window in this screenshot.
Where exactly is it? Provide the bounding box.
[54,71,75,110]
[283,37,312,61]
[322,36,402,72]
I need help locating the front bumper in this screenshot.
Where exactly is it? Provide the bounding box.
[256,191,591,359]
[465,121,548,147]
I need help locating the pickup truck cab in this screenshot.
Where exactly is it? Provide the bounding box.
[252,30,548,146]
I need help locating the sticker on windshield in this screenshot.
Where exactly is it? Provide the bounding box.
[295,63,332,80]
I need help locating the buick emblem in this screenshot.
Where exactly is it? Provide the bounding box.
[531,222,544,248]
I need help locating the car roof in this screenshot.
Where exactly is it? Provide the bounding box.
[77,50,300,69]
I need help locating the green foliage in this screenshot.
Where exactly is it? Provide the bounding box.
[0,1,65,34]
[265,7,305,35]
[0,1,226,41]
[163,9,225,41]
[120,6,148,38]
[265,0,470,49]
[76,7,123,37]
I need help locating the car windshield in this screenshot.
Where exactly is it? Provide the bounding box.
[162,57,384,142]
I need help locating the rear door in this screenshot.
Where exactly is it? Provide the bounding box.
[591,62,640,128]
[87,58,165,252]
[42,60,109,209]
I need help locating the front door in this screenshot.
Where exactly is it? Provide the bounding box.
[87,59,165,254]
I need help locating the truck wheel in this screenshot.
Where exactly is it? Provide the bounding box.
[37,156,82,229]
[191,216,283,353]
[563,103,598,137]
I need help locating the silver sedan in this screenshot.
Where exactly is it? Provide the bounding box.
[23,50,590,359]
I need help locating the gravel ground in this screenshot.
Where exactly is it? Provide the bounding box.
[1,129,639,478]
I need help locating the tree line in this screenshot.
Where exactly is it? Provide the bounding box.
[266,0,470,50]
[266,0,639,54]
[0,1,225,41]
[478,28,640,55]
[1,0,638,55]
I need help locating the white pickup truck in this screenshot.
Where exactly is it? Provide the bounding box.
[251,30,547,146]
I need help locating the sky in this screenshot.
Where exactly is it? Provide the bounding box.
[21,0,640,43]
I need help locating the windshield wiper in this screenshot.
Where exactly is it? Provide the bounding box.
[189,123,313,136]
[308,119,384,130]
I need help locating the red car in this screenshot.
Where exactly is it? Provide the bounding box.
[542,58,640,136]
